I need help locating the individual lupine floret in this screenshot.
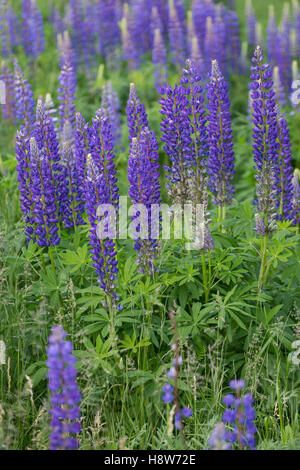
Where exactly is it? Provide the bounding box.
[168,0,185,70]
[245,0,256,47]
[13,60,35,134]
[250,46,279,233]
[267,5,279,68]
[152,28,167,92]
[126,83,148,142]
[207,60,235,210]
[29,137,60,246]
[291,169,300,226]
[84,154,119,306]
[46,325,81,450]
[0,62,15,123]
[101,81,122,147]
[58,58,76,134]
[160,82,193,206]
[127,129,161,274]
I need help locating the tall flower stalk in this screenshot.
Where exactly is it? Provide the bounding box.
[250,46,279,291]
[207,60,235,223]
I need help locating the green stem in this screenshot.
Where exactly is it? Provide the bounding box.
[258,235,268,293]
[201,251,208,303]
[48,245,56,275]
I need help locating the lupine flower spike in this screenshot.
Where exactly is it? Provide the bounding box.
[207,60,235,220]
[250,46,278,236]
[47,325,81,450]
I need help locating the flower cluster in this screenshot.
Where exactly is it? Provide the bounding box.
[209,380,257,450]
[126,83,149,142]
[101,81,122,147]
[47,325,81,450]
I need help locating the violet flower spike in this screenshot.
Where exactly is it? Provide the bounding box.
[47,325,81,450]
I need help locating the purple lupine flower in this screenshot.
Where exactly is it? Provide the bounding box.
[89,110,119,208]
[250,46,279,234]
[225,10,241,75]
[13,59,35,135]
[126,83,148,142]
[29,137,60,247]
[152,28,167,92]
[0,62,15,123]
[15,130,35,242]
[168,0,185,70]
[21,0,45,60]
[97,0,120,61]
[160,82,193,205]
[291,169,300,226]
[47,325,81,451]
[84,154,119,306]
[0,0,12,57]
[190,35,206,78]
[204,17,216,72]
[192,0,213,53]
[60,135,85,229]
[214,7,227,78]
[58,59,76,134]
[266,5,278,68]
[278,5,292,98]
[245,0,256,47]
[70,0,94,71]
[222,382,257,450]
[84,111,119,304]
[120,10,140,70]
[274,108,294,221]
[207,60,235,208]
[255,213,266,237]
[180,59,213,249]
[101,81,122,147]
[127,128,161,274]
[74,112,91,183]
[129,0,152,56]
[7,4,20,49]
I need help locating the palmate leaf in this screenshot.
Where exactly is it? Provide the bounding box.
[59,244,89,273]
